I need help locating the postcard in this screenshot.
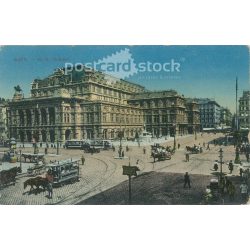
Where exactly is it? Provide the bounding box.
[0,45,249,205]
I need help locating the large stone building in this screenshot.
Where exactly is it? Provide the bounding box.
[239,91,250,129]
[0,100,8,140]
[194,98,221,129]
[7,67,200,143]
[129,92,200,137]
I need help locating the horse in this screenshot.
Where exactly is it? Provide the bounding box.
[0,166,21,186]
[24,176,49,193]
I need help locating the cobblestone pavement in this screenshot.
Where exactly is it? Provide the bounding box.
[0,133,248,205]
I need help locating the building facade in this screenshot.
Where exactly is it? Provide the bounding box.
[239,91,250,129]
[194,98,221,129]
[0,101,8,140]
[7,68,200,142]
[128,91,200,137]
[220,107,233,127]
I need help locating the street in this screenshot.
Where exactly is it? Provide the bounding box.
[0,132,248,205]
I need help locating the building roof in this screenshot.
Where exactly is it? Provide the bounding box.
[130,90,181,99]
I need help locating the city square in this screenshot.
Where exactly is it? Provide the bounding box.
[0,132,249,205]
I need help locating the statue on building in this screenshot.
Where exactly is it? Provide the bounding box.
[13,85,24,101]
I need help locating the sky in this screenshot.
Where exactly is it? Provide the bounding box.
[0,45,249,112]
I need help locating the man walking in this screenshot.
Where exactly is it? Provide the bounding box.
[184,172,191,188]
[81,155,85,165]
[46,169,54,199]
[228,160,234,174]
[240,182,248,202]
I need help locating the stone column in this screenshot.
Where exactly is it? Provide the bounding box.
[46,108,50,125]
[30,109,35,126]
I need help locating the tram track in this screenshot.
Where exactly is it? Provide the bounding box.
[53,155,121,205]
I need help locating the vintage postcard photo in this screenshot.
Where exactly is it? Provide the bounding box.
[0,45,249,205]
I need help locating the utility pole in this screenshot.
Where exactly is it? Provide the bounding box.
[19,149,22,171]
[235,77,241,164]
[236,77,238,131]
[57,139,59,155]
[219,148,223,181]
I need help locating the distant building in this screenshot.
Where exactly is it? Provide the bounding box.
[194,98,221,129]
[0,100,8,140]
[129,91,200,137]
[239,91,250,129]
[220,107,233,127]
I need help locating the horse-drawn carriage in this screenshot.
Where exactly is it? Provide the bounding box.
[151,144,171,162]
[27,162,46,176]
[83,145,101,154]
[47,159,80,186]
[0,166,21,187]
[21,153,45,163]
[186,145,202,154]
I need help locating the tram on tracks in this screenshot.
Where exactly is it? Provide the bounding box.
[47,159,80,186]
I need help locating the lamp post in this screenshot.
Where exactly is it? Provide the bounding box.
[118,131,123,158]
[56,139,59,155]
[234,131,241,164]
[234,77,241,164]
[219,148,223,181]
[173,124,176,150]
[19,149,22,171]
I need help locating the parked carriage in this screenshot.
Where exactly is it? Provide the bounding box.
[27,162,46,176]
[151,145,171,162]
[47,159,80,186]
[186,146,201,154]
[21,153,45,163]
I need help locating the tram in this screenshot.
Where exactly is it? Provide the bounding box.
[47,159,80,186]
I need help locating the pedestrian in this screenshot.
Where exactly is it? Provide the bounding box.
[121,151,124,157]
[240,167,243,178]
[213,161,218,171]
[23,143,25,148]
[143,147,146,154]
[112,145,115,152]
[178,143,180,149]
[126,145,129,152]
[185,152,189,162]
[81,155,85,165]
[228,160,234,174]
[184,172,191,188]
[240,182,248,202]
[206,143,210,150]
[246,153,249,162]
[203,142,205,147]
[40,142,42,148]
[46,169,54,199]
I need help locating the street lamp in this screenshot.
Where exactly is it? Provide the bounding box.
[219,148,223,180]
[56,139,59,155]
[173,123,176,150]
[19,149,22,170]
[234,131,241,164]
[118,131,123,158]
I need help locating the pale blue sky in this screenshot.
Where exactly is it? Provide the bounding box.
[0,45,249,112]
